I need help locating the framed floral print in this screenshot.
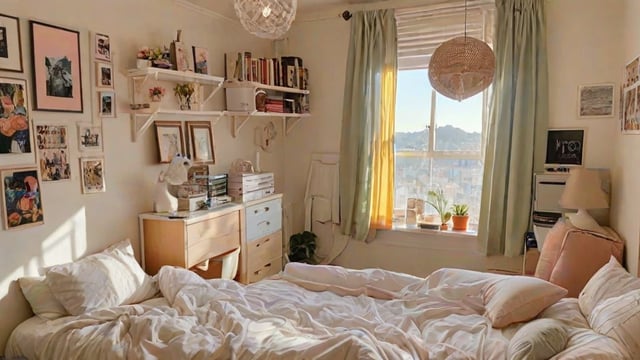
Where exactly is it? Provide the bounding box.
[154,121,184,163]
[186,121,215,164]
[1,166,44,230]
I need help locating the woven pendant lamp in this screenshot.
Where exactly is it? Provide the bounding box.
[234,0,297,40]
[428,1,495,101]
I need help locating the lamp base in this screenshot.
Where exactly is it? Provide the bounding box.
[566,209,605,233]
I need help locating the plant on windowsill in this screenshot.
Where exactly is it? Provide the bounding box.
[451,203,470,231]
[288,231,317,264]
[426,189,452,231]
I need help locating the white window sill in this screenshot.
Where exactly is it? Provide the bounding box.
[392,223,477,237]
[373,225,480,251]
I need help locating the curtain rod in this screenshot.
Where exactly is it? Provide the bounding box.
[335,0,493,22]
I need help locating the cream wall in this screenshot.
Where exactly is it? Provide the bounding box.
[0,0,280,353]
[614,0,640,276]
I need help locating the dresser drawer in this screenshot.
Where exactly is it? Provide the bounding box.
[248,256,283,283]
[245,198,282,241]
[247,231,282,267]
[186,212,240,268]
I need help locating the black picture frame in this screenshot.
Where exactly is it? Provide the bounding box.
[545,129,585,167]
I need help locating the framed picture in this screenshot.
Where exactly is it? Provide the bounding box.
[622,85,640,134]
[79,157,105,193]
[94,33,110,62]
[625,56,639,88]
[186,121,215,164]
[1,166,44,230]
[96,62,113,88]
[35,124,70,181]
[0,77,31,157]
[77,122,103,152]
[155,121,184,163]
[545,128,585,168]
[99,91,115,117]
[30,21,83,112]
[578,83,614,118]
[192,46,209,75]
[0,13,23,72]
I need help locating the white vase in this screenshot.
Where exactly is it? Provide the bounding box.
[136,59,151,69]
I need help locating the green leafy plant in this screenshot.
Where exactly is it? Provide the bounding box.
[451,204,469,216]
[426,189,451,225]
[288,231,317,264]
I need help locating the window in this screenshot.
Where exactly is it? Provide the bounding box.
[394,2,494,231]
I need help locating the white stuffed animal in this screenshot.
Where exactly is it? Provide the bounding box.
[153,153,192,213]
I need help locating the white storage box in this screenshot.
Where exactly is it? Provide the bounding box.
[225,83,257,112]
[229,172,274,202]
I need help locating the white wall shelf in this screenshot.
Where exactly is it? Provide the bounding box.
[127,68,225,141]
[224,80,310,95]
[225,111,311,138]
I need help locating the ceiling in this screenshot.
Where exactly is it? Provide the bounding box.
[185,0,382,21]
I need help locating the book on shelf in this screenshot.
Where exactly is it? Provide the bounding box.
[224,52,308,90]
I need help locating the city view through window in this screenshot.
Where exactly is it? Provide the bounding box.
[394,69,486,230]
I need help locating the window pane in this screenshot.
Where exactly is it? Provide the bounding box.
[394,154,432,211]
[434,89,483,152]
[395,69,430,151]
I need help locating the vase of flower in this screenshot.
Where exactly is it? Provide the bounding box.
[136,59,151,69]
[174,83,195,110]
[149,86,165,102]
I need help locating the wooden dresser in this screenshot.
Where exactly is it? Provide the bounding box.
[237,194,283,284]
[139,203,243,275]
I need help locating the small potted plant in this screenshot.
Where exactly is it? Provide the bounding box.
[174,83,195,110]
[426,189,452,231]
[451,204,470,231]
[148,86,165,102]
[288,231,317,264]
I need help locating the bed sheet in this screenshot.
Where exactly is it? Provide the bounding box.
[5,266,629,360]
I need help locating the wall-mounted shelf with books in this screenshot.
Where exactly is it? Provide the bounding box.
[126,67,225,141]
[225,111,311,137]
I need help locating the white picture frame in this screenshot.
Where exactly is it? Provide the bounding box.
[94,32,110,62]
[77,122,103,152]
[578,83,614,118]
[96,62,113,88]
[99,90,115,118]
[79,157,105,193]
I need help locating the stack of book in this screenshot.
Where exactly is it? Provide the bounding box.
[265,98,284,113]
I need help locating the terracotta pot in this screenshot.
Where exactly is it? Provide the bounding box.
[440,223,448,231]
[452,215,470,231]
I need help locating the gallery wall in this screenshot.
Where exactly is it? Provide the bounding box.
[0,0,280,352]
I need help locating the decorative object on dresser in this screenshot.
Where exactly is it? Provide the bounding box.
[228,171,275,203]
[559,167,609,233]
[1,166,44,230]
[237,194,283,283]
[152,153,192,213]
[30,20,83,112]
[233,0,297,40]
[545,128,584,171]
[0,13,23,72]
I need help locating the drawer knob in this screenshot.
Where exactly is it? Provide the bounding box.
[264,206,270,212]
[254,209,259,214]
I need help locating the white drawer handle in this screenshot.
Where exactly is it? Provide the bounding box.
[257,220,271,227]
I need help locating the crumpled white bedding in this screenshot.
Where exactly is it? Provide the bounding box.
[6,264,628,360]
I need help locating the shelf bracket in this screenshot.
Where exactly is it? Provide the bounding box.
[131,112,158,142]
[284,116,303,136]
[202,82,224,107]
[232,115,252,138]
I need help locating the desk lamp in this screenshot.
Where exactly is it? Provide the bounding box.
[559,168,609,233]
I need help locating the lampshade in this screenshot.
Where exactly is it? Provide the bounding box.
[428,36,496,101]
[234,0,297,40]
[559,168,608,210]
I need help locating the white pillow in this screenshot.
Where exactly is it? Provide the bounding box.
[44,239,158,315]
[483,276,567,328]
[589,289,640,356]
[508,318,568,360]
[579,256,640,320]
[18,277,68,320]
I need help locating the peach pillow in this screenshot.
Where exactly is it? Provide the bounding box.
[483,276,567,328]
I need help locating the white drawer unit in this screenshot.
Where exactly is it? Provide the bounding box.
[238,194,283,283]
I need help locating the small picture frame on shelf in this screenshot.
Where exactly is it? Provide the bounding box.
[192,46,209,75]
[79,157,106,193]
[0,13,23,72]
[99,91,115,117]
[96,62,113,88]
[186,121,215,164]
[155,121,184,163]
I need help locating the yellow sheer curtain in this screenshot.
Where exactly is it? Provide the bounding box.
[370,65,397,230]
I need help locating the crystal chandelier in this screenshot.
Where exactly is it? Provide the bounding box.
[428,0,495,101]
[234,0,298,40]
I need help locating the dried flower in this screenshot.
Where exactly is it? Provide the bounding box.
[149,86,165,97]
[173,83,195,97]
[137,46,168,60]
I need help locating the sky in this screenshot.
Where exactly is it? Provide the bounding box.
[395,69,483,134]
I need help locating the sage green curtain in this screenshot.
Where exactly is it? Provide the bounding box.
[478,0,548,256]
[339,10,397,241]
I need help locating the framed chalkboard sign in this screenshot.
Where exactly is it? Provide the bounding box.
[545,129,585,167]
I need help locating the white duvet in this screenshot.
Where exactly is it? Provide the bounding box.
[6,264,628,359]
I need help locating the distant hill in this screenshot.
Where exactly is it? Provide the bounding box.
[395,125,481,151]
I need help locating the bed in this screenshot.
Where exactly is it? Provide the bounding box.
[5,239,637,359]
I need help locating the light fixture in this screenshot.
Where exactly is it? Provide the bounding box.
[234,0,298,40]
[559,168,609,233]
[428,0,495,101]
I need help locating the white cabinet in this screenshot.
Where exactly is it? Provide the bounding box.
[127,67,225,141]
[237,194,284,284]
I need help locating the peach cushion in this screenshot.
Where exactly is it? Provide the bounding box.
[534,220,623,298]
